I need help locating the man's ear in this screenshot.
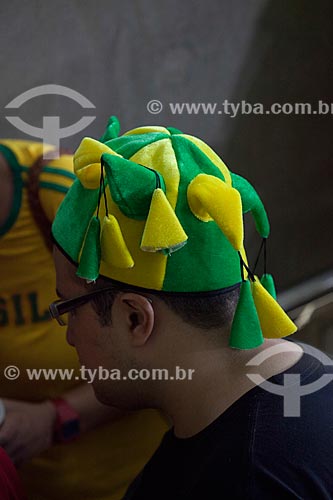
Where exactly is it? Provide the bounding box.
[117,293,155,346]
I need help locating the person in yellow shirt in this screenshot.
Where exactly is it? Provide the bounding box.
[0,139,168,500]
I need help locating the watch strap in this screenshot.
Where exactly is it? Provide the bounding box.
[51,398,80,443]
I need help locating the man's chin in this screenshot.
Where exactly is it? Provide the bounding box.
[91,383,112,405]
[92,382,147,411]
[91,382,125,408]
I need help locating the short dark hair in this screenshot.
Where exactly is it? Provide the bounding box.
[159,287,240,330]
[88,277,240,331]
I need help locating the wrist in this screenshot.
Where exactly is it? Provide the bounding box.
[50,398,80,443]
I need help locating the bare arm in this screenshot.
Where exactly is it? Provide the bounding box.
[0,383,125,465]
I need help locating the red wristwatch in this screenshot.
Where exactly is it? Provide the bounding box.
[51,398,80,443]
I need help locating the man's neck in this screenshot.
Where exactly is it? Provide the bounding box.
[160,338,303,438]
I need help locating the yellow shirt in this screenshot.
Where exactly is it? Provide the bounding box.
[0,140,168,500]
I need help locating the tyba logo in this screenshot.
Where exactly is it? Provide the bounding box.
[246,342,333,417]
[5,84,96,159]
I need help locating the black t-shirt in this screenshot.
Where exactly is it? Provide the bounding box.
[123,341,333,499]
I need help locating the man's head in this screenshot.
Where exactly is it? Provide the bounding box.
[53,244,240,409]
[51,116,296,408]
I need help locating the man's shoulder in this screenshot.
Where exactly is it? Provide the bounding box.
[253,341,333,419]
[124,343,333,499]
[247,343,333,498]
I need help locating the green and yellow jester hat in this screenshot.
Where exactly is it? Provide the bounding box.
[52,116,297,349]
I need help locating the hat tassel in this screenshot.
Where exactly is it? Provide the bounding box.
[101,215,134,269]
[140,188,188,253]
[229,254,264,350]
[251,279,297,339]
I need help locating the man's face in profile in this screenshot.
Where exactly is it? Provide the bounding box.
[53,247,122,403]
[53,245,157,410]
